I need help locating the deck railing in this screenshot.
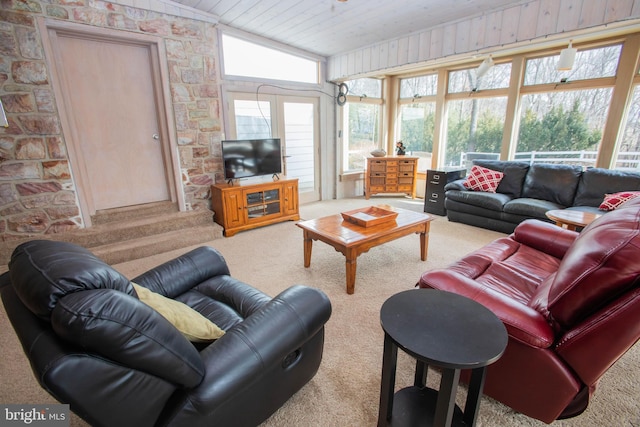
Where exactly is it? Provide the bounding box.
[457,151,640,171]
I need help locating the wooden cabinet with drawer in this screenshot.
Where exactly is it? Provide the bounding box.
[365,156,418,199]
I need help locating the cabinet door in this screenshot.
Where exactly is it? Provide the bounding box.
[283,181,299,215]
[223,189,245,227]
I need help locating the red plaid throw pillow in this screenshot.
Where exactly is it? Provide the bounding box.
[599,191,640,211]
[463,165,504,193]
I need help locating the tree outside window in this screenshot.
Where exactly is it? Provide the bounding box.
[616,85,640,170]
[398,74,437,169]
[445,64,510,169]
[342,78,383,171]
[515,45,619,166]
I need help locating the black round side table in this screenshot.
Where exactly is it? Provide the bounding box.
[377,289,508,427]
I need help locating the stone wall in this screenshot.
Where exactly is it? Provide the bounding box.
[0,0,223,242]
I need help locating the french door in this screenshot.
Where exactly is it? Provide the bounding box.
[226,92,320,203]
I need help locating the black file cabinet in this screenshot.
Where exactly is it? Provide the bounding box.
[424,168,466,215]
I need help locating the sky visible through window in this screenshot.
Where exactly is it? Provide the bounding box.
[222,34,318,84]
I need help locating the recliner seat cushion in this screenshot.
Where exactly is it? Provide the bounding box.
[52,289,206,387]
[132,282,225,342]
[521,164,582,206]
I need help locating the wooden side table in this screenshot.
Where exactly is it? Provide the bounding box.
[378,289,507,427]
[545,209,602,231]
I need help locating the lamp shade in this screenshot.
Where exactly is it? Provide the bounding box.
[476,56,494,78]
[557,42,577,71]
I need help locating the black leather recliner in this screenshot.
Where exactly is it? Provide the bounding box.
[0,240,332,427]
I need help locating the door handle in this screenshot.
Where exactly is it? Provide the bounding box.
[152,134,160,140]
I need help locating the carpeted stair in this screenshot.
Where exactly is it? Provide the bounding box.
[0,202,224,266]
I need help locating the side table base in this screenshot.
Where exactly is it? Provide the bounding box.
[387,387,467,427]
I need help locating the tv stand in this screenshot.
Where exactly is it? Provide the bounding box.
[211,178,299,237]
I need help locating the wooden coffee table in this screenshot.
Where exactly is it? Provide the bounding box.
[296,205,434,294]
[545,209,603,231]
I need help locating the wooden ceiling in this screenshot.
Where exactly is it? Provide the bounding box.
[169,0,531,56]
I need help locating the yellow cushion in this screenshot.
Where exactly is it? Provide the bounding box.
[132,282,225,342]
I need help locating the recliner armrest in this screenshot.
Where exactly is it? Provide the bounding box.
[181,285,331,412]
[512,219,577,259]
[133,246,230,297]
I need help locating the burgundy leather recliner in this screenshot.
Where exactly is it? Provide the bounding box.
[418,197,640,423]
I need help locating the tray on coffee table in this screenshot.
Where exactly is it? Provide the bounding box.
[341,206,398,227]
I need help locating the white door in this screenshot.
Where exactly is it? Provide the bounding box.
[45,24,174,218]
[227,93,320,203]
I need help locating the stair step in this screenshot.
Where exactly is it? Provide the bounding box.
[67,210,215,248]
[93,225,223,265]
[0,209,222,267]
[91,201,179,225]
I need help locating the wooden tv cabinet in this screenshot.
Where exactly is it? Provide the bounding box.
[211,178,299,237]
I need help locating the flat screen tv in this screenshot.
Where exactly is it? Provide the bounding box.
[222,138,282,180]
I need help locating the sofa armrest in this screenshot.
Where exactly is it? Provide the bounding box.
[133,246,230,297]
[183,285,331,411]
[444,179,466,191]
[419,270,555,348]
[512,219,578,259]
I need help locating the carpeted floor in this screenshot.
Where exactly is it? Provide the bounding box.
[1,197,639,426]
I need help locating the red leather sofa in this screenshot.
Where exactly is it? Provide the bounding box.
[418,197,640,423]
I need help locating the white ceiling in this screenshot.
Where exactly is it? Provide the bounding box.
[170,0,529,57]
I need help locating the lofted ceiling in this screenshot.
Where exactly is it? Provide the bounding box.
[170,0,530,57]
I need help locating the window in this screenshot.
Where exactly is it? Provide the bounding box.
[615,84,640,170]
[233,100,272,139]
[400,75,437,98]
[516,89,611,166]
[446,97,507,168]
[448,63,511,93]
[515,45,619,166]
[342,78,383,171]
[445,65,511,169]
[398,74,438,169]
[524,45,621,85]
[221,34,319,84]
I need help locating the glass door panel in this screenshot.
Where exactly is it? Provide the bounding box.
[284,102,316,198]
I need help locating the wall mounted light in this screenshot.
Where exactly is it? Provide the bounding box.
[476,56,494,79]
[557,41,577,71]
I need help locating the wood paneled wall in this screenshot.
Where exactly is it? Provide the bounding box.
[328,0,640,80]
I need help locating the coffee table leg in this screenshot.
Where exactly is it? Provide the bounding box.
[420,222,430,261]
[303,231,313,268]
[345,250,357,294]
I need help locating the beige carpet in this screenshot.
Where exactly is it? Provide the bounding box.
[1,197,639,426]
